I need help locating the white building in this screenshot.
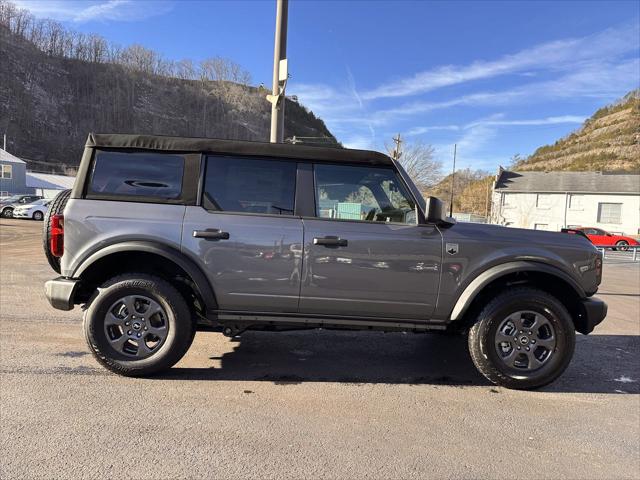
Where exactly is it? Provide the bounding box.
[491,170,640,235]
[26,172,76,198]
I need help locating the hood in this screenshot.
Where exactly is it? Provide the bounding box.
[446,222,597,251]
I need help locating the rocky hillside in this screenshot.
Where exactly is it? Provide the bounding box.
[0,25,336,172]
[514,90,640,172]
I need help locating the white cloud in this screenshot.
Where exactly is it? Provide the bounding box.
[342,134,375,150]
[466,115,586,128]
[405,125,460,136]
[361,23,639,100]
[365,57,639,126]
[13,0,173,23]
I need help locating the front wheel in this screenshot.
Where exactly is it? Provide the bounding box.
[468,287,575,390]
[83,274,195,376]
[32,210,44,221]
[2,207,13,218]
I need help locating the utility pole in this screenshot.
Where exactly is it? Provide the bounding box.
[449,143,457,217]
[268,0,289,143]
[391,133,403,160]
[485,178,491,219]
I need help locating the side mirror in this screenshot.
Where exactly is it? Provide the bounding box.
[425,196,455,226]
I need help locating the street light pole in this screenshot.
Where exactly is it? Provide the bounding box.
[269,0,289,143]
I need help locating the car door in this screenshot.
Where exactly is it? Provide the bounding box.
[181,155,303,313]
[298,163,442,320]
[589,228,610,246]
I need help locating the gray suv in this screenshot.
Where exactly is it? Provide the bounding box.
[44,134,607,389]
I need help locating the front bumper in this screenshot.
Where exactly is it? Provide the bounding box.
[575,297,608,335]
[44,277,79,311]
[12,211,30,218]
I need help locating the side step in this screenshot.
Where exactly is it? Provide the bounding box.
[201,311,448,335]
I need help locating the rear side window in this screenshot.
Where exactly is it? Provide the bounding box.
[203,156,296,215]
[88,151,185,200]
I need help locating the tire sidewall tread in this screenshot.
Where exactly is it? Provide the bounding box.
[83,273,195,377]
[468,287,575,390]
[42,189,71,274]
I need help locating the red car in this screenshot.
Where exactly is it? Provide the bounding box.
[575,227,639,250]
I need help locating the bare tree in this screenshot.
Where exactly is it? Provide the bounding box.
[387,140,443,190]
[200,57,251,85]
[175,59,196,80]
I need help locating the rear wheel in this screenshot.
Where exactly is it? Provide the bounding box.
[83,273,195,376]
[42,189,71,273]
[615,240,629,252]
[32,210,44,221]
[468,287,575,390]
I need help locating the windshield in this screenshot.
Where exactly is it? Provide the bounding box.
[2,195,22,203]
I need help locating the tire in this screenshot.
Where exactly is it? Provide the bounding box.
[42,189,71,273]
[2,207,13,218]
[32,210,44,221]
[468,287,575,390]
[83,273,195,377]
[615,240,629,252]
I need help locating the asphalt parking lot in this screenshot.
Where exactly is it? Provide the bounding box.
[1,218,638,479]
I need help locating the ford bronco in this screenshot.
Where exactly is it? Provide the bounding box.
[43,134,607,389]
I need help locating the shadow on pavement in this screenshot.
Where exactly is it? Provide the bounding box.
[159,331,639,394]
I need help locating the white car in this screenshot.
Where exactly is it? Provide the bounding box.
[12,199,51,221]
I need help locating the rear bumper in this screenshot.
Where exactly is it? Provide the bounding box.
[575,297,608,335]
[44,277,79,311]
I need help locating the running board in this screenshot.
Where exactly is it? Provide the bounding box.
[202,311,448,334]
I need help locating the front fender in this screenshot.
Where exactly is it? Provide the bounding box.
[448,261,586,321]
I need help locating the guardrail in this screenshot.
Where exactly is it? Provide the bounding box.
[595,245,640,262]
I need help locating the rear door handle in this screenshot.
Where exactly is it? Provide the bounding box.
[193,229,230,240]
[313,236,348,247]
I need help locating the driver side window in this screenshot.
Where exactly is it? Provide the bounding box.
[314,164,416,224]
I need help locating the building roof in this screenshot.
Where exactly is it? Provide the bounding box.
[85,133,393,165]
[26,172,75,190]
[0,148,26,164]
[495,170,640,194]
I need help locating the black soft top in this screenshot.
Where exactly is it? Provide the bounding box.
[86,133,392,165]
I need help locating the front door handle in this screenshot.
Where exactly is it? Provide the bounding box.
[193,229,230,240]
[313,236,348,247]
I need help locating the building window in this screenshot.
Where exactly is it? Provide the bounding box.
[568,194,583,210]
[1,164,12,179]
[597,203,622,224]
[534,223,550,231]
[536,194,551,208]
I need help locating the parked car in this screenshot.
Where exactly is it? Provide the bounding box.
[12,198,50,221]
[43,134,607,390]
[0,194,43,218]
[574,227,639,251]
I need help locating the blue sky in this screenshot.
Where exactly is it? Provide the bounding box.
[15,0,640,173]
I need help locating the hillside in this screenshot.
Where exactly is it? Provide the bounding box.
[514,90,640,172]
[0,24,336,172]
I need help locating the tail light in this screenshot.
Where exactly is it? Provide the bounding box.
[595,254,602,285]
[50,214,64,257]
